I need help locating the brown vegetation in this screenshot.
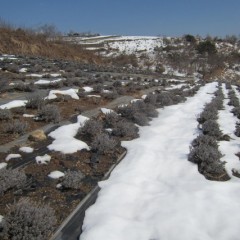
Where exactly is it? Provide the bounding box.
[0,27,102,64]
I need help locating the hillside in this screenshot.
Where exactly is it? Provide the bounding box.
[64,35,240,82]
[0,27,102,63]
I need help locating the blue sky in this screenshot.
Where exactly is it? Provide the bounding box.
[0,0,239,37]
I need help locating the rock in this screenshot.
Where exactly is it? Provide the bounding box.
[28,130,47,142]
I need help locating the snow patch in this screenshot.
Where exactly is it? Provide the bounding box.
[83,86,93,92]
[46,88,79,100]
[19,146,34,153]
[48,170,65,179]
[101,108,113,114]
[48,115,90,154]
[0,100,27,109]
[0,163,7,169]
[5,154,21,161]
[36,154,51,164]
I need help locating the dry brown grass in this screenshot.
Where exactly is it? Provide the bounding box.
[0,27,102,64]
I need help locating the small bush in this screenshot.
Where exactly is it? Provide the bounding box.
[188,144,227,179]
[14,82,35,92]
[102,91,118,100]
[0,78,9,92]
[144,93,157,106]
[117,103,149,126]
[91,133,117,154]
[228,92,239,107]
[26,93,45,109]
[132,101,158,118]
[112,80,122,88]
[37,105,60,123]
[197,108,218,124]
[202,120,222,138]
[196,40,217,55]
[231,107,240,119]
[62,170,85,189]
[191,134,218,149]
[112,120,139,139]
[156,92,174,107]
[235,124,240,137]
[0,168,27,195]
[93,84,103,93]
[0,109,12,120]
[104,112,120,128]
[11,107,26,115]
[225,83,232,90]
[78,118,103,140]
[4,120,28,135]
[0,198,56,240]
[188,144,222,164]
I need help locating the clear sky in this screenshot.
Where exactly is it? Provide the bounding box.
[0,0,239,37]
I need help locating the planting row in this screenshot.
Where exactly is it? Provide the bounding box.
[188,85,230,181]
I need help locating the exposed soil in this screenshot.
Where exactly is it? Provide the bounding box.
[0,144,126,226]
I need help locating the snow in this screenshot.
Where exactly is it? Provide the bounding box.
[83,86,93,92]
[48,170,65,179]
[46,88,79,100]
[19,146,34,153]
[36,154,51,164]
[0,100,27,109]
[101,108,113,114]
[0,163,7,169]
[165,83,187,90]
[217,85,240,177]
[19,67,27,73]
[131,99,142,103]
[0,215,3,223]
[81,82,240,240]
[5,154,21,161]
[26,73,43,77]
[34,78,64,85]
[48,115,90,154]
[50,73,61,77]
[106,36,164,55]
[23,114,35,118]
[87,95,101,98]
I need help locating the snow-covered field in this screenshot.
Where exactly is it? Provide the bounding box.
[80,82,240,240]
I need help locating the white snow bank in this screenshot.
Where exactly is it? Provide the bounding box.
[131,99,142,103]
[0,163,7,169]
[0,100,27,109]
[165,83,187,90]
[218,85,240,177]
[46,89,79,100]
[34,78,64,85]
[5,154,21,161]
[101,108,113,114]
[36,154,51,164]
[19,146,34,153]
[50,73,61,77]
[87,95,101,98]
[48,115,90,154]
[83,86,93,92]
[19,68,27,73]
[81,82,240,240]
[26,73,43,78]
[48,170,65,179]
[0,215,3,223]
[23,114,35,118]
